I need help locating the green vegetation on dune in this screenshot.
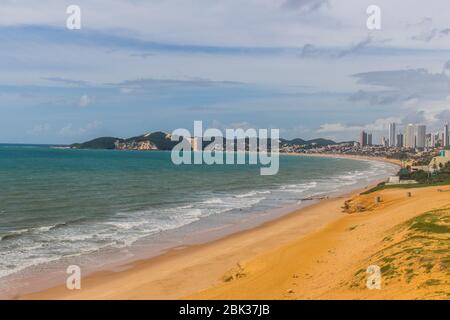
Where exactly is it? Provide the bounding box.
[409,211,450,234]
[361,180,450,195]
[350,207,450,298]
[362,163,450,195]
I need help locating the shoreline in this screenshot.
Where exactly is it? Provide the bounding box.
[189,183,450,300]
[19,187,372,299]
[285,152,403,167]
[8,155,400,300]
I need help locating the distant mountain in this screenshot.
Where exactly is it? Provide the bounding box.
[123,131,179,150]
[280,138,336,146]
[339,141,357,145]
[71,132,178,151]
[306,138,337,146]
[71,132,337,150]
[70,137,124,149]
[280,138,306,145]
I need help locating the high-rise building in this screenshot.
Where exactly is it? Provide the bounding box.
[425,133,432,148]
[389,123,396,147]
[396,133,404,147]
[416,125,426,149]
[367,133,373,146]
[445,122,449,147]
[405,124,415,148]
[360,131,367,147]
[431,132,439,148]
[381,136,388,147]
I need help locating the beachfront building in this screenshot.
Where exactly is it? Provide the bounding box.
[367,133,373,146]
[389,123,396,147]
[404,124,415,148]
[397,133,404,147]
[444,122,449,147]
[416,125,426,149]
[360,131,368,147]
[432,133,437,148]
[426,133,432,148]
[426,133,438,149]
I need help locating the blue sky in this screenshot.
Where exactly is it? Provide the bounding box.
[1,0,450,144]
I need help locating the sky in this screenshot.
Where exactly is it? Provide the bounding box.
[1,0,450,144]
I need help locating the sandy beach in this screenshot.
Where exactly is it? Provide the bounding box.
[288,152,404,167]
[190,184,450,300]
[15,155,448,300]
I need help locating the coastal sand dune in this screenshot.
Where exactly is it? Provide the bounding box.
[20,185,450,300]
[190,186,450,300]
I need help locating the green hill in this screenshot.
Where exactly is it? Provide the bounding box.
[71,132,338,150]
[280,138,336,146]
[70,137,123,149]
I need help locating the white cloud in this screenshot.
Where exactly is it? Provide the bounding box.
[318,116,402,133]
[410,101,450,129]
[281,0,329,13]
[317,123,361,133]
[59,121,101,136]
[365,117,402,131]
[28,123,50,135]
[2,0,450,49]
[119,87,134,94]
[79,94,95,107]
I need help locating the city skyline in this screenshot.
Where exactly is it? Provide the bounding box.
[359,120,450,148]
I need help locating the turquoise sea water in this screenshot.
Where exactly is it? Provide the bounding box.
[0,144,397,280]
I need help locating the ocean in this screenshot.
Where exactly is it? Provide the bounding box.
[0,144,398,291]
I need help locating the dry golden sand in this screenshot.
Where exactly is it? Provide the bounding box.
[19,184,449,300]
[286,152,403,167]
[190,186,450,300]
